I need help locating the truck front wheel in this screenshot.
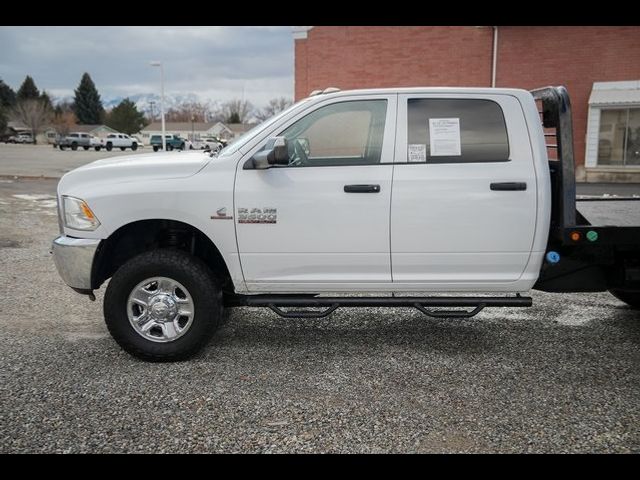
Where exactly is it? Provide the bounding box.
[609,290,640,309]
[104,249,223,361]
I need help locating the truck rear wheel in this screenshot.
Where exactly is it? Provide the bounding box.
[609,290,640,309]
[104,249,223,361]
[153,145,159,152]
[106,142,113,151]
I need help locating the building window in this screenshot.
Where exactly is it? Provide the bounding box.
[597,108,640,166]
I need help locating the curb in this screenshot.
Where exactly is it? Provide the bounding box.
[0,174,60,181]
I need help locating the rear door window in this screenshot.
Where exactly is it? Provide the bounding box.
[407,98,509,163]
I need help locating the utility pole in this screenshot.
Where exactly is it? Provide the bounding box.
[150,61,166,152]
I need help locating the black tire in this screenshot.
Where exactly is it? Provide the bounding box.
[83,146,89,151]
[59,146,66,150]
[71,142,78,151]
[179,143,185,151]
[167,144,174,151]
[153,145,159,152]
[610,290,640,309]
[120,147,126,151]
[131,143,138,151]
[95,147,101,151]
[106,142,113,151]
[104,249,223,361]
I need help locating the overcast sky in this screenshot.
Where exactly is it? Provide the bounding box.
[0,26,294,107]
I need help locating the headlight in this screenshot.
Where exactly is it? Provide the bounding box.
[62,196,101,231]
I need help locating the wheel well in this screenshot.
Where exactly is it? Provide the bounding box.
[92,219,234,293]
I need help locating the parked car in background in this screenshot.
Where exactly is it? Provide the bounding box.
[56,132,95,151]
[149,134,186,152]
[191,137,223,152]
[104,133,139,151]
[6,132,35,144]
[90,135,105,151]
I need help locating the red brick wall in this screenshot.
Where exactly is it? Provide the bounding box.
[496,26,640,169]
[295,26,640,168]
[295,26,494,101]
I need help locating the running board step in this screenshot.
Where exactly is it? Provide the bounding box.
[227,295,532,319]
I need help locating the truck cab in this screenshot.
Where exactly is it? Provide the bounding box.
[51,86,640,361]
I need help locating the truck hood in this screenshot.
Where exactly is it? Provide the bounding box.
[58,151,212,192]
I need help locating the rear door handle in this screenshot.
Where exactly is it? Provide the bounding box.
[344,184,381,193]
[490,182,527,191]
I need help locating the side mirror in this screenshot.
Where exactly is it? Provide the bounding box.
[245,136,289,170]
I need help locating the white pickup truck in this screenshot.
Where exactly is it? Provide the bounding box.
[104,133,139,151]
[51,86,640,361]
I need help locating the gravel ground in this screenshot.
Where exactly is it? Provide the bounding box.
[0,177,639,453]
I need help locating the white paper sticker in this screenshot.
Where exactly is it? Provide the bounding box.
[408,144,427,163]
[429,118,461,156]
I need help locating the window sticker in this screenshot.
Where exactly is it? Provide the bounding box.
[408,144,427,163]
[429,118,461,156]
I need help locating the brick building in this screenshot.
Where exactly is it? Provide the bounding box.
[293,26,640,182]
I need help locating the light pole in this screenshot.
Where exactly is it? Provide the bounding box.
[150,61,166,152]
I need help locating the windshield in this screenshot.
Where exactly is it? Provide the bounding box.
[217,97,313,156]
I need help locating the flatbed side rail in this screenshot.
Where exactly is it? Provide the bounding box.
[530,86,576,241]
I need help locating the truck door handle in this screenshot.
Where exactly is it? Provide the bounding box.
[344,184,381,193]
[490,182,527,191]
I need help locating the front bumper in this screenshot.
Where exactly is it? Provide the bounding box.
[51,236,101,290]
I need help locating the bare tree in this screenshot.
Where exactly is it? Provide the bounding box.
[12,99,52,144]
[51,110,77,136]
[215,99,253,124]
[165,101,217,123]
[254,97,293,122]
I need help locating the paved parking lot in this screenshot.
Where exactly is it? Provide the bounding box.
[0,148,639,453]
[0,143,149,178]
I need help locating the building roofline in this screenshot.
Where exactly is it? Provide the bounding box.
[292,26,313,39]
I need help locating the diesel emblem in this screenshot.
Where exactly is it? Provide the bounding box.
[238,207,277,224]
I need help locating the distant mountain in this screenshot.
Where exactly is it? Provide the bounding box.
[53,92,211,112]
[103,93,205,112]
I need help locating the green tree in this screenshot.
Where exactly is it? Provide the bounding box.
[0,78,16,107]
[73,73,105,124]
[105,98,148,135]
[16,75,40,101]
[40,91,54,112]
[0,106,7,136]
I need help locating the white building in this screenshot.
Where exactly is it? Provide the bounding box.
[141,121,255,142]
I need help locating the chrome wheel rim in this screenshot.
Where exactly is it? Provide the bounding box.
[127,277,194,343]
